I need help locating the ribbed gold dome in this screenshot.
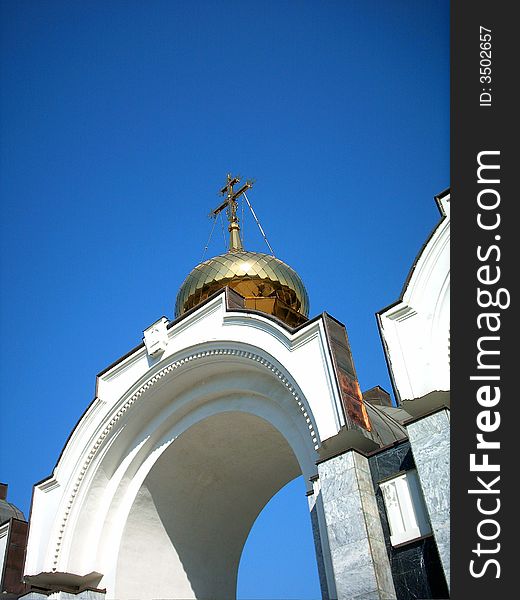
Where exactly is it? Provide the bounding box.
[175,250,309,326]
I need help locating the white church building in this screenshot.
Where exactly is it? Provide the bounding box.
[1,179,450,600]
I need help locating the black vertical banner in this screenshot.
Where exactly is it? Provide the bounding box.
[451,2,514,599]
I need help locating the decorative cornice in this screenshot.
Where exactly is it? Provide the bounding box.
[385,304,418,323]
[51,346,318,570]
[38,478,60,493]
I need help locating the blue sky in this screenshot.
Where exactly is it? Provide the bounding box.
[0,1,448,597]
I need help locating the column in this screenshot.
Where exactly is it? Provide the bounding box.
[314,450,396,600]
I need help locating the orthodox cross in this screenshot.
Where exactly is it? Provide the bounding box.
[210,174,253,250]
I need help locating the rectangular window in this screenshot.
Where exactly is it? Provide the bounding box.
[380,470,432,546]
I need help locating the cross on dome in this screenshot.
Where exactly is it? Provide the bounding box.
[209,173,254,251]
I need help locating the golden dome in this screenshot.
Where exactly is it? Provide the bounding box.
[175,250,309,327]
[176,174,309,327]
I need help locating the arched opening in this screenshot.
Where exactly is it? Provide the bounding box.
[237,476,321,599]
[114,410,318,599]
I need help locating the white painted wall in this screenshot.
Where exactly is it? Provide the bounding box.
[378,192,450,401]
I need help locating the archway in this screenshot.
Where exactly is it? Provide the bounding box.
[26,301,387,600]
[114,411,311,599]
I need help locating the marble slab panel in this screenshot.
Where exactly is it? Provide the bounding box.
[407,410,451,590]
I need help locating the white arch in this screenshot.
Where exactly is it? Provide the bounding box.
[110,409,309,599]
[27,352,325,594]
[24,293,351,598]
[70,353,319,597]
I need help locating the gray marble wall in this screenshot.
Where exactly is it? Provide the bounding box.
[407,409,450,590]
[309,486,337,600]
[315,450,396,600]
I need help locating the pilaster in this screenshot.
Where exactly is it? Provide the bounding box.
[314,450,396,600]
